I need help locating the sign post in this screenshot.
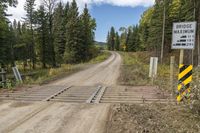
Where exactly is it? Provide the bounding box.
[12,67,23,83]
[170,56,175,94]
[149,57,158,85]
[172,21,197,102]
[179,49,184,65]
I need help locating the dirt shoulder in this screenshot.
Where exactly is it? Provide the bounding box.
[107,103,200,133]
[107,51,200,133]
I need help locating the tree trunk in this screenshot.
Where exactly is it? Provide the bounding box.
[49,15,56,67]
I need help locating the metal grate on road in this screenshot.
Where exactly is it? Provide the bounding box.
[0,85,174,104]
[99,86,174,104]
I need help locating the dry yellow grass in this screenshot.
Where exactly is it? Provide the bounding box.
[23,51,110,85]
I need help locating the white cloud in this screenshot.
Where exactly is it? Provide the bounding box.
[7,0,154,22]
[84,0,154,7]
[7,0,41,22]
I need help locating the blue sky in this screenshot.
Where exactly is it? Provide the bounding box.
[90,4,148,42]
[7,0,154,42]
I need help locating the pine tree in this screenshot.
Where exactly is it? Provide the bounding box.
[24,0,36,69]
[13,21,27,66]
[0,0,17,68]
[53,2,66,65]
[106,31,111,50]
[43,0,57,67]
[20,23,29,70]
[64,2,70,23]
[9,25,15,67]
[63,2,70,49]
[64,0,83,63]
[126,28,132,52]
[35,5,49,68]
[115,32,120,51]
[147,1,163,56]
[110,27,115,51]
[139,7,153,51]
[80,4,96,60]
[0,20,10,67]
[129,25,139,52]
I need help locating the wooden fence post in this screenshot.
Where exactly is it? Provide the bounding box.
[1,68,6,86]
[170,56,175,95]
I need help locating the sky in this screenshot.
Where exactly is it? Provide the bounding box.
[7,0,155,42]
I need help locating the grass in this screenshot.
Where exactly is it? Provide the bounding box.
[87,51,110,64]
[118,52,152,86]
[21,51,111,85]
[115,51,200,132]
[118,51,179,93]
[23,64,80,84]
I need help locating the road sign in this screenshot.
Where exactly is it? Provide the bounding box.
[177,64,193,102]
[172,22,197,49]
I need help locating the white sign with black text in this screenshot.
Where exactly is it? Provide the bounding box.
[172,22,197,49]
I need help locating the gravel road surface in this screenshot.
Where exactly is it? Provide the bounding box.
[0,51,121,133]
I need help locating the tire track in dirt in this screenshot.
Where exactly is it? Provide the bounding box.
[1,102,54,133]
[0,51,121,133]
[51,51,122,86]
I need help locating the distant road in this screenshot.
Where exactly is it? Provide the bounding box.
[52,51,122,86]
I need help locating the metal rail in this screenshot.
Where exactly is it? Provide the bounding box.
[43,86,72,101]
[94,86,107,103]
[86,86,102,103]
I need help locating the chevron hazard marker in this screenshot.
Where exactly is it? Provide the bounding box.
[177,64,193,102]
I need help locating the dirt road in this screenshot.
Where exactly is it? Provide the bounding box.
[0,51,121,133]
[52,51,121,86]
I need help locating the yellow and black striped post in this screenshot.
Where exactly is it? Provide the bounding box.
[177,64,193,102]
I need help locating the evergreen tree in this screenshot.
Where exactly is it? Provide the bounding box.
[139,7,153,51]
[130,25,140,52]
[64,2,70,23]
[63,2,70,49]
[115,32,120,51]
[9,25,15,67]
[53,2,65,65]
[0,0,17,68]
[106,31,111,50]
[20,23,30,70]
[80,4,96,60]
[13,21,27,66]
[0,20,10,67]
[147,1,163,56]
[64,0,83,63]
[125,28,132,52]
[43,0,57,67]
[24,0,36,69]
[110,27,115,51]
[35,5,49,68]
